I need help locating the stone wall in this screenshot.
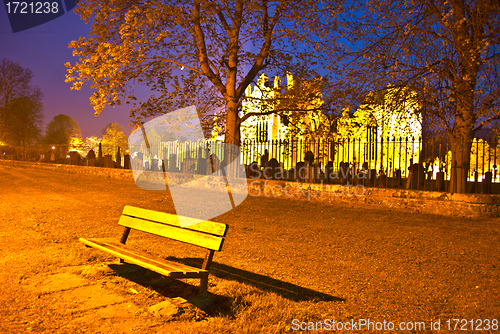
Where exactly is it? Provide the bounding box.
[0,159,133,180]
[2,159,499,217]
[245,179,500,217]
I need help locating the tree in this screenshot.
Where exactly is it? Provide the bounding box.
[337,0,500,193]
[65,0,341,145]
[0,95,43,147]
[0,58,43,139]
[101,122,128,157]
[43,114,82,146]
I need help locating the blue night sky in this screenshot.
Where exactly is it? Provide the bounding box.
[0,5,135,139]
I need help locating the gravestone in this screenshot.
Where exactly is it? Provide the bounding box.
[86,149,96,167]
[247,161,260,179]
[151,158,158,171]
[482,171,493,194]
[182,157,196,174]
[69,151,81,166]
[339,162,350,185]
[267,158,281,180]
[304,151,314,166]
[325,161,334,184]
[124,154,131,169]
[296,161,313,183]
[295,162,305,182]
[315,162,322,182]
[197,156,207,175]
[394,169,402,186]
[169,154,178,172]
[260,149,269,169]
[104,154,114,168]
[379,172,387,188]
[406,163,424,190]
[98,143,103,167]
[436,171,445,191]
[115,147,122,168]
[132,154,143,171]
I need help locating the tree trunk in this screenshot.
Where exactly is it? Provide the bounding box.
[224,100,240,145]
[449,122,474,194]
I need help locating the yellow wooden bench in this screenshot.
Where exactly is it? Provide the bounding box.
[79,205,228,295]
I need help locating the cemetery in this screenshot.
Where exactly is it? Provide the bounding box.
[1,163,499,333]
[1,0,499,331]
[3,134,500,218]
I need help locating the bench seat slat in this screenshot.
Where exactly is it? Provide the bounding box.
[79,237,208,278]
[118,215,224,251]
[122,206,228,236]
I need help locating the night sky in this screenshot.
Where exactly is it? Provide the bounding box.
[0,5,135,139]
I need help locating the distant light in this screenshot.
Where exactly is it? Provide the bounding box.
[52,146,55,149]
[66,155,70,158]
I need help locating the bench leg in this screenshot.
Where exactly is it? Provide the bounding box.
[119,227,131,263]
[199,273,209,296]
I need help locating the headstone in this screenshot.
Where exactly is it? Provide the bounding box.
[325,161,334,184]
[295,162,305,182]
[379,174,387,187]
[305,151,314,166]
[267,158,281,180]
[86,149,96,167]
[132,154,143,171]
[339,162,351,185]
[169,154,178,172]
[182,157,196,174]
[406,163,424,190]
[482,171,493,194]
[368,168,377,186]
[296,161,313,183]
[315,162,322,182]
[98,143,103,167]
[247,161,260,179]
[260,149,269,169]
[197,156,207,175]
[124,154,131,169]
[69,151,81,166]
[394,169,402,186]
[115,147,122,168]
[104,154,114,168]
[436,171,445,191]
[151,158,158,171]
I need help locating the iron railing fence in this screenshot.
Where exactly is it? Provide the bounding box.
[2,136,499,194]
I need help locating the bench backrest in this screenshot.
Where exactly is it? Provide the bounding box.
[119,206,228,251]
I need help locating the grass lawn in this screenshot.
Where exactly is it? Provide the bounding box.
[0,165,499,333]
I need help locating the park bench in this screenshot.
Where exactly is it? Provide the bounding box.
[79,205,228,295]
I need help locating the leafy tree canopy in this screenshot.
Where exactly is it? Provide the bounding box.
[101,122,128,156]
[66,0,342,144]
[335,0,500,192]
[0,95,44,146]
[0,58,43,140]
[43,114,82,146]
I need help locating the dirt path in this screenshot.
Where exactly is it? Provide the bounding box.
[0,165,499,333]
